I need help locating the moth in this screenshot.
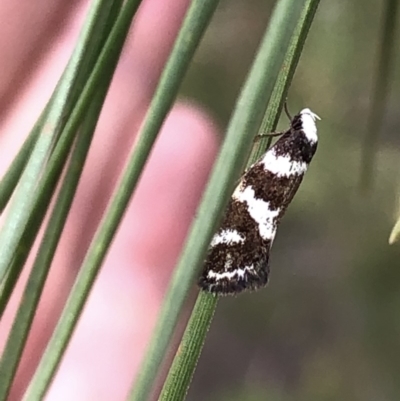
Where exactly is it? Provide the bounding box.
[198,108,320,295]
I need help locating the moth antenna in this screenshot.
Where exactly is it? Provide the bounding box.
[284,101,292,121]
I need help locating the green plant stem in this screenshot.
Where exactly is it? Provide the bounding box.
[129,1,309,400]
[22,0,142,396]
[0,0,123,286]
[252,0,321,161]
[158,1,320,400]
[23,0,215,399]
[0,83,109,401]
[159,292,218,401]
[0,127,39,213]
[389,217,400,245]
[0,0,122,214]
[0,0,123,319]
[360,0,399,190]
[0,2,123,398]
[389,194,400,244]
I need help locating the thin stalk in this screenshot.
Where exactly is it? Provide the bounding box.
[23,0,214,398]
[0,0,122,285]
[158,1,320,400]
[389,194,400,244]
[252,0,321,161]
[130,1,308,400]
[360,0,399,190]
[0,0,122,213]
[22,0,143,394]
[158,292,218,401]
[389,218,400,245]
[0,127,39,213]
[0,0,124,319]
[0,82,109,401]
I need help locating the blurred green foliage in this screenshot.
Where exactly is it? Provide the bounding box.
[181,0,400,400]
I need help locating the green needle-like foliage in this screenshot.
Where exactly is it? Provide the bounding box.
[0,83,110,401]
[158,2,320,400]
[0,0,123,318]
[21,0,144,399]
[360,0,399,190]
[24,0,218,399]
[159,292,218,401]
[4,0,392,400]
[0,0,124,288]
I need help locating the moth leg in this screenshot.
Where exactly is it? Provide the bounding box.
[255,131,284,141]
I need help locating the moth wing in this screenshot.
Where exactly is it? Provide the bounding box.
[198,199,272,295]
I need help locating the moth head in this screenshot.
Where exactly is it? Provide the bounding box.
[300,108,320,121]
[298,108,320,144]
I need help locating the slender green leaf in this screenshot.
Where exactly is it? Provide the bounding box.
[0,0,123,318]
[252,0,321,161]
[389,213,400,245]
[26,0,219,394]
[22,0,225,396]
[0,2,124,399]
[360,0,399,190]
[159,292,217,401]
[129,1,309,400]
[0,127,39,213]
[0,0,123,285]
[159,292,218,401]
[158,1,320,400]
[0,0,123,387]
[0,0,122,214]
[0,83,110,401]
